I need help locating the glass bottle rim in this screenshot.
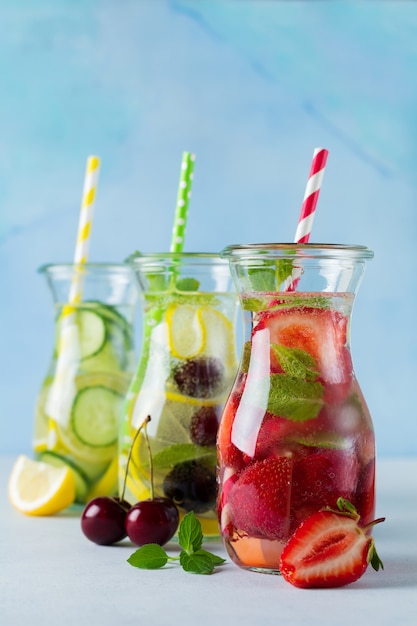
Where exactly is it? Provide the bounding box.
[38,262,134,276]
[221,243,374,260]
[127,252,229,266]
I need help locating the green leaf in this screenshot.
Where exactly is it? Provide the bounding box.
[241,296,270,312]
[245,259,295,293]
[127,544,169,569]
[246,265,277,292]
[369,541,384,572]
[148,274,171,292]
[152,443,216,469]
[175,277,200,292]
[275,258,295,285]
[178,511,203,554]
[239,341,251,373]
[271,344,320,381]
[179,550,215,574]
[197,549,226,566]
[267,374,324,421]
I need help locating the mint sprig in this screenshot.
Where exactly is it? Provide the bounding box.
[127,512,226,575]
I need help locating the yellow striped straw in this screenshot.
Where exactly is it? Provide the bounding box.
[67,155,101,307]
[46,156,101,426]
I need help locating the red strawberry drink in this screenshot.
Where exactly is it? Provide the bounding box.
[217,244,375,572]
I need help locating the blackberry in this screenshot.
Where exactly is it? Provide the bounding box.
[190,406,220,447]
[173,356,224,398]
[162,460,216,514]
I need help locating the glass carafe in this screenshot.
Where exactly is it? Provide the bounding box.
[217,243,375,572]
[33,263,138,504]
[119,253,239,536]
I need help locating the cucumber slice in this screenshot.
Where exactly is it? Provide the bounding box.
[86,301,134,343]
[71,385,124,448]
[38,450,89,503]
[56,309,107,360]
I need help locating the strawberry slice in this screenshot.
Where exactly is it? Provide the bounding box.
[228,456,292,540]
[256,306,352,386]
[279,498,385,588]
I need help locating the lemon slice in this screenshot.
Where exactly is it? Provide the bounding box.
[8,455,75,516]
[198,307,237,370]
[166,303,205,359]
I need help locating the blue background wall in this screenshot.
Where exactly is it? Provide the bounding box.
[1,1,416,457]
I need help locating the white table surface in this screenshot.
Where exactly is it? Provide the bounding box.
[1,456,416,626]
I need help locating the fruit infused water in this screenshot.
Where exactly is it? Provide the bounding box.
[119,253,238,535]
[217,244,375,572]
[33,263,137,504]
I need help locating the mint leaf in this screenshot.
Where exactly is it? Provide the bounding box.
[289,433,348,449]
[241,296,270,312]
[267,374,324,421]
[197,549,226,566]
[179,550,216,574]
[240,341,251,373]
[271,344,319,381]
[147,274,170,292]
[275,258,295,285]
[178,511,203,553]
[152,444,216,470]
[127,544,169,569]
[175,277,200,291]
[246,265,277,292]
[246,259,295,292]
[127,513,226,575]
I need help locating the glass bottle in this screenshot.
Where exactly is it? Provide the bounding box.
[119,253,239,536]
[33,263,138,504]
[217,243,375,572]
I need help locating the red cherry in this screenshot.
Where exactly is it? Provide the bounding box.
[81,497,131,545]
[125,497,179,546]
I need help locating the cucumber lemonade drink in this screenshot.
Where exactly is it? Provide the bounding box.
[119,253,238,535]
[33,264,137,504]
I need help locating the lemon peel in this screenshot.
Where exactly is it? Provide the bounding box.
[8,454,75,516]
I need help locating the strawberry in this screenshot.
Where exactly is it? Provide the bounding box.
[253,413,295,459]
[291,447,359,532]
[256,306,352,388]
[228,456,292,540]
[354,459,376,526]
[279,498,385,588]
[217,390,246,470]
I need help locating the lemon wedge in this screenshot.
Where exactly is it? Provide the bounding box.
[166,303,205,359]
[8,454,75,516]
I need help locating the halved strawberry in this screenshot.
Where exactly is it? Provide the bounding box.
[279,498,385,588]
[228,456,292,540]
[256,306,352,387]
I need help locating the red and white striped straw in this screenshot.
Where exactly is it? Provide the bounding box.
[285,148,328,291]
[294,147,328,244]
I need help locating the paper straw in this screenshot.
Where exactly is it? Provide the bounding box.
[285,148,328,291]
[294,147,328,244]
[170,151,195,253]
[67,155,101,306]
[46,156,101,425]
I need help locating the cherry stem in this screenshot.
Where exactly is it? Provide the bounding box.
[142,417,154,500]
[120,415,151,502]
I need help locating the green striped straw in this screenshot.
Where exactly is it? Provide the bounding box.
[170,151,196,253]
